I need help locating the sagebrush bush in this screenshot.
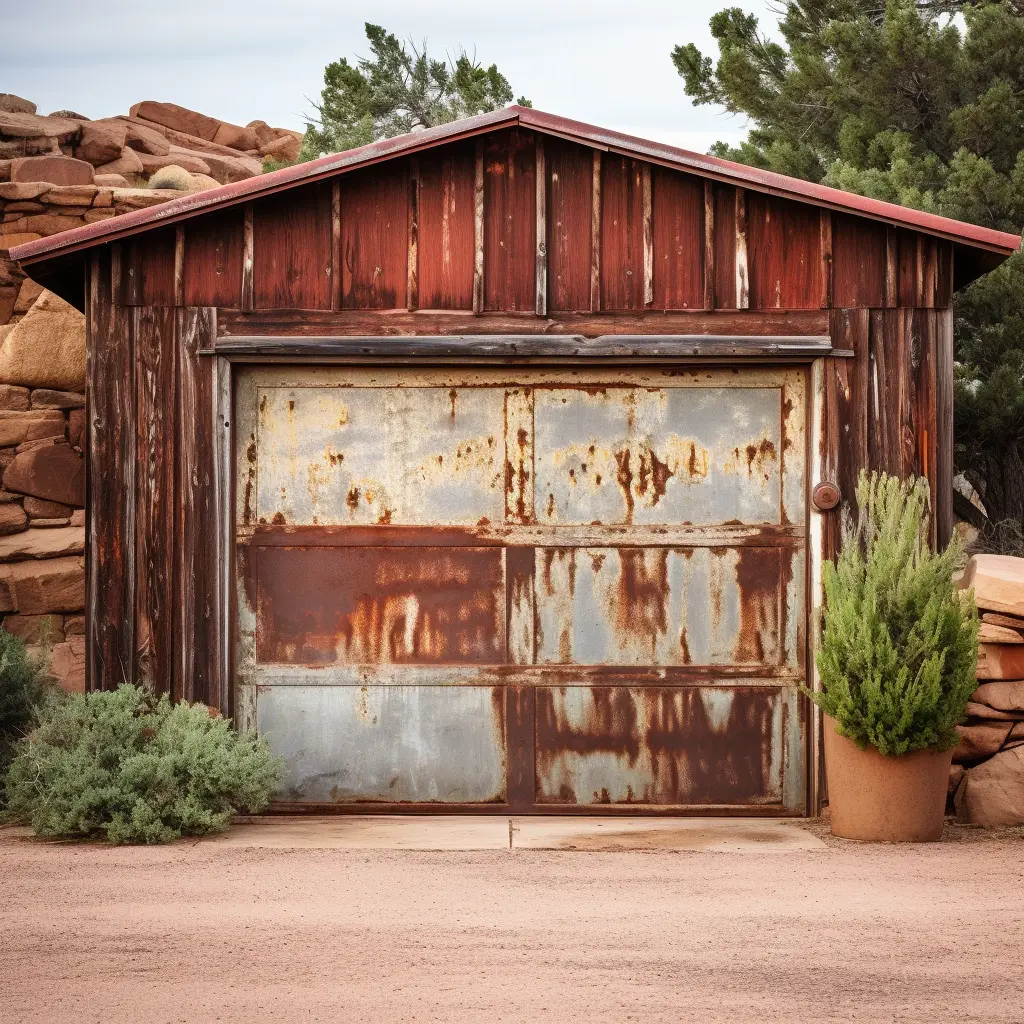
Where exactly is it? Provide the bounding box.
[4,684,282,843]
[810,471,979,755]
[0,628,47,799]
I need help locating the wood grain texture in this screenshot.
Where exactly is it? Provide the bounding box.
[936,307,954,546]
[182,207,245,308]
[173,225,185,307]
[217,307,830,337]
[820,211,833,309]
[590,150,601,312]
[545,139,593,312]
[473,141,484,313]
[735,188,749,309]
[340,164,408,309]
[829,308,870,514]
[483,129,536,312]
[832,215,886,308]
[255,183,332,309]
[746,193,821,309]
[331,179,342,311]
[241,204,253,311]
[127,228,176,306]
[133,305,176,693]
[600,154,645,310]
[915,308,938,545]
[407,158,419,311]
[174,307,219,705]
[535,138,547,316]
[713,184,737,309]
[418,142,475,310]
[651,168,704,310]
[87,248,136,690]
[703,180,715,311]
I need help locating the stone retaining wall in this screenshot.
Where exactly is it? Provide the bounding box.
[0,182,189,692]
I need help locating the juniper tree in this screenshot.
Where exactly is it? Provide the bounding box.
[302,23,529,159]
[674,1,1024,535]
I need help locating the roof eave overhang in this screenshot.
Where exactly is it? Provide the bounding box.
[8,105,1021,278]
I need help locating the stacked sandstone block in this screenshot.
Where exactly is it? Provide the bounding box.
[0,95,303,692]
[951,554,1024,826]
[0,92,302,206]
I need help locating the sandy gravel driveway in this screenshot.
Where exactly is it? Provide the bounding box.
[2,817,1022,1024]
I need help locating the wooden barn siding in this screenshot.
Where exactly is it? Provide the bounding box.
[89,132,961,695]
[126,132,851,315]
[87,247,221,701]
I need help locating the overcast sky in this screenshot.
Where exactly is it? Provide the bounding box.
[4,0,780,154]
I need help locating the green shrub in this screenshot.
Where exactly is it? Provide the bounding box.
[809,471,979,755]
[0,628,48,798]
[4,684,282,843]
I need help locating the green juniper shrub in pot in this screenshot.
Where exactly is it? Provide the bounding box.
[810,471,979,842]
[3,684,283,843]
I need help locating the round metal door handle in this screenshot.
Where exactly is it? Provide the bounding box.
[812,481,841,511]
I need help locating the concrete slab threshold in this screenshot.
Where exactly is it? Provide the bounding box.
[215,815,826,852]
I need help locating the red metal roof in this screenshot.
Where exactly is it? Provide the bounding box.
[9,104,1021,268]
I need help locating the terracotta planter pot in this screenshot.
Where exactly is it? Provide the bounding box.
[823,715,952,842]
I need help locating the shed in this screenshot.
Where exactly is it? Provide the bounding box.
[11,106,1021,815]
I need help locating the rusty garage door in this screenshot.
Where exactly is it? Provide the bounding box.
[234,365,808,813]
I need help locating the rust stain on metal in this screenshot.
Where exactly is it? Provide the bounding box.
[535,687,781,805]
[733,547,782,664]
[253,544,504,665]
[613,549,671,660]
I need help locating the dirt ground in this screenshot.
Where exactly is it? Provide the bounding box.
[2,818,1023,1024]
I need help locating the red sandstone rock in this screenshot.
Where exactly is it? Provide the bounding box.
[129,101,222,143]
[972,680,1024,713]
[957,745,1024,827]
[1,612,63,644]
[977,643,1024,680]
[0,410,66,446]
[0,525,83,560]
[49,634,85,693]
[952,720,1014,762]
[3,554,84,613]
[139,150,211,176]
[95,147,144,178]
[2,441,85,507]
[0,503,27,535]
[9,155,93,186]
[68,408,84,450]
[212,122,259,152]
[74,120,127,165]
[259,134,302,163]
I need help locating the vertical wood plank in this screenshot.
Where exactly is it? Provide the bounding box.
[256,182,334,309]
[600,155,644,309]
[417,143,475,309]
[174,307,218,705]
[936,308,954,547]
[545,139,593,312]
[473,139,484,314]
[829,308,870,514]
[173,226,185,307]
[483,129,536,312]
[936,241,954,309]
[650,168,704,310]
[713,185,737,308]
[820,211,833,309]
[535,138,547,316]
[735,188,749,309]
[703,180,715,311]
[832,216,886,308]
[87,248,137,690]
[642,163,653,307]
[407,158,419,312]
[182,208,244,307]
[590,150,601,312]
[241,204,254,311]
[885,228,898,308]
[331,178,342,311]
[133,305,176,694]
[747,194,821,309]
[915,309,938,545]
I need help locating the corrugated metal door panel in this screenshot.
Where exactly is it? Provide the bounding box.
[234,366,808,813]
